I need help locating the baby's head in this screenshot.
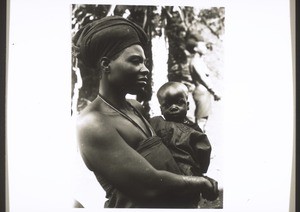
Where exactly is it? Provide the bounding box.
[157,82,189,123]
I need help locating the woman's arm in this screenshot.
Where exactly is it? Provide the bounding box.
[76,112,218,202]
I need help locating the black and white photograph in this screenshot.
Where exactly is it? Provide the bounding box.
[70,4,224,209]
[6,0,295,211]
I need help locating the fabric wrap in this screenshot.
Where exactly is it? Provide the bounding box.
[93,136,198,208]
[73,16,148,68]
[149,116,212,176]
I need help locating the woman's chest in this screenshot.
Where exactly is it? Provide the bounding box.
[108,114,152,148]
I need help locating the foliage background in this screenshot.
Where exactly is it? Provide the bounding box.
[71,5,224,119]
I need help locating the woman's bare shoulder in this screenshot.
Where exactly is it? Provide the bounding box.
[76,104,114,145]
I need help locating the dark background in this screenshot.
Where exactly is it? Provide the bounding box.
[1,0,7,211]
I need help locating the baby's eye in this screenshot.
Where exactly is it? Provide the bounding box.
[161,103,170,108]
[178,99,186,105]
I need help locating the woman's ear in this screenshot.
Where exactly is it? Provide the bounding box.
[100,57,110,69]
[96,57,110,79]
[97,57,111,74]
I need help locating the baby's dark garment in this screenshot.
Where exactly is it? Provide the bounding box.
[149,116,212,176]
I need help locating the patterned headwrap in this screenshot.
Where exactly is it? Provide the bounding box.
[73,16,148,69]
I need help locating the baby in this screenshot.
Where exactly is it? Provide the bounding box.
[150,81,212,176]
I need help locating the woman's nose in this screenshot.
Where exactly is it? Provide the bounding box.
[140,64,149,75]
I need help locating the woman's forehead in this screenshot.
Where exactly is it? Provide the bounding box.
[122,44,145,57]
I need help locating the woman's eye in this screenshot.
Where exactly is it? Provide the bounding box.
[131,59,143,65]
[131,60,139,64]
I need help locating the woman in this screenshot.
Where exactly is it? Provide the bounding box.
[73,16,218,208]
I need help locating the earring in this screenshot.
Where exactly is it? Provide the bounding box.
[98,68,102,79]
[104,66,110,73]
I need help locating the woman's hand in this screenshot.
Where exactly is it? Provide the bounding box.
[201,176,219,201]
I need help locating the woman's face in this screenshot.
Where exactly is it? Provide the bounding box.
[108,44,149,94]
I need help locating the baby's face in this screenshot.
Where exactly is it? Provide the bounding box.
[159,88,188,123]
